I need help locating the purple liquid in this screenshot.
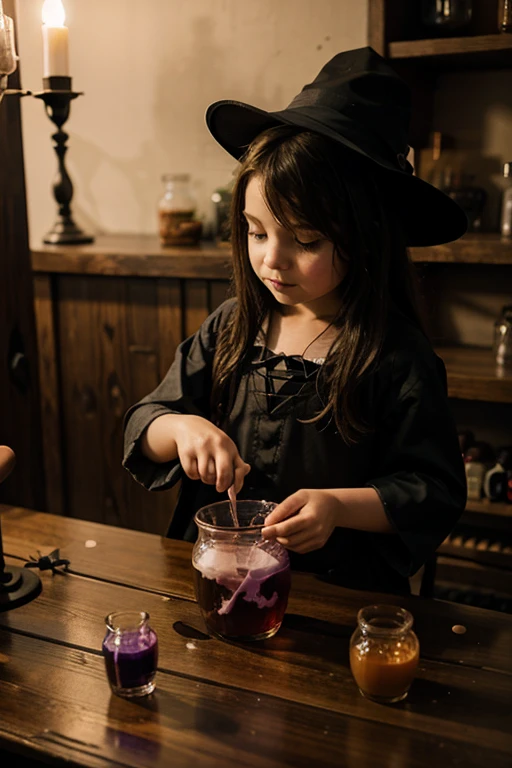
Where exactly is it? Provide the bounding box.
[102,629,158,691]
[193,546,290,639]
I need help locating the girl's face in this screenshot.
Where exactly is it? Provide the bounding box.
[244,175,347,314]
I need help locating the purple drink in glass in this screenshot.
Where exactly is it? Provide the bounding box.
[102,611,158,697]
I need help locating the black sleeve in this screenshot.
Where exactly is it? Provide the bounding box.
[366,338,467,578]
[122,299,235,492]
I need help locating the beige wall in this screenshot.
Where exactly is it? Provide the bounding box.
[16,0,368,246]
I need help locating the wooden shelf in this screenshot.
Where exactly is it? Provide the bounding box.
[465,498,512,518]
[410,233,512,264]
[436,346,512,403]
[31,234,232,280]
[389,34,512,70]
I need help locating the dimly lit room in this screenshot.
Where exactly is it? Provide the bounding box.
[0,1,511,765]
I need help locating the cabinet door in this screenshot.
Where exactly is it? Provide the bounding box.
[55,276,229,534]
[0,0,45,510]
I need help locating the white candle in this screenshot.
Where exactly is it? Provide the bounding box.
[42,0,69,78]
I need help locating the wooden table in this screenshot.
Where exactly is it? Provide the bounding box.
[1,506,511,767]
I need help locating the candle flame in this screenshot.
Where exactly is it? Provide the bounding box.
[42,0,66,27]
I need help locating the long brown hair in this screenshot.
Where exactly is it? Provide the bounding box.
[211,125,423,442]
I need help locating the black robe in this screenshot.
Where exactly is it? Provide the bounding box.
[123,299,466,595]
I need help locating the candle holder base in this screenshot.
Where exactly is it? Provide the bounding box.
[44,219,94,246]
[0,566,42,612]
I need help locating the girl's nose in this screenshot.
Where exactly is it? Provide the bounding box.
[263,240,291,271]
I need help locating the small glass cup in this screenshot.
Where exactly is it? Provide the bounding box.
[349,605,419,704]
[192,500,291,641]
[102,611,158,698]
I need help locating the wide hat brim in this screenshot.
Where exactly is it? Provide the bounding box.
[206,100,468,247]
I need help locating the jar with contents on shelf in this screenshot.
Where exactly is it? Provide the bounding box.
[494,305,512,370]
[211,184,233,245]
[158,173,202,247]
[421,0,473,34]
[500,162,512,237]
[498,0,512,33]
[349,605,420,704]
[442,171,486,232]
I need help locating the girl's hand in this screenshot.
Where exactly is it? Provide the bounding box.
[261,489,340,554]
[173,415,250,494]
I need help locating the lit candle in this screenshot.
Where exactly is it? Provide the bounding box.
[42,0,69,78]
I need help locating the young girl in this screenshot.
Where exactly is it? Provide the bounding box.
[123,47,467,594]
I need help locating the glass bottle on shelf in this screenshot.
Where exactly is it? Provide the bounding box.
[500,162,512,237]
[498,0,512,32]
[494,305,512,370]
[421,0,473,34]
[158,173,202,247]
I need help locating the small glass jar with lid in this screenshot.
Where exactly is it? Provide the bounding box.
[349,604,420,703]
[158,173,202,246]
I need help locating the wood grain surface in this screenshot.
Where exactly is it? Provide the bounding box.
[1,506,511,767]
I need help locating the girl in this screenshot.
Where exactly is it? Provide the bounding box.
[123,47,467,594]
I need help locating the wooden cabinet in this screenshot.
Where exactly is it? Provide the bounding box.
[369,1,512,603]
[32,236,230,534]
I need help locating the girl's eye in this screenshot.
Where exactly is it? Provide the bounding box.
[295,238,323,251]
[248,232,267,241]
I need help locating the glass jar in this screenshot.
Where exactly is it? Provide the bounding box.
[0,14,17,77]
[158,173,202,246]
[494,305,512,369]
[102,611,158,697]
[499,0,512,32]
[421,0,473,33]
[211,185,232,244]
[193,500,291,641]
[349,605,420,704]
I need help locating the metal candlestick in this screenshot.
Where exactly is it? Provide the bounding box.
[33,75,94,245]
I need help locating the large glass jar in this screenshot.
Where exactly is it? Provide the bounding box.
[349,605,420,704]
[193,500,291,641]
[158,173,202,246]
[102,611,158,698]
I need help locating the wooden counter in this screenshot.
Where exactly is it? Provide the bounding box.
[1,505,512,768]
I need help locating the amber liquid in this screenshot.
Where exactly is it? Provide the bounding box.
[193,557,291,640]
[158,209,202,246]
[350,644,419,702]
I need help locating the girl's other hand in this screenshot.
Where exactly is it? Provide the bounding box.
[173,415,250,494]
[262,489,340,554]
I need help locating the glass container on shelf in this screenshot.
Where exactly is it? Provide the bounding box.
[350,605,420,704]
[494,305,512,370]
[498,0,512,32]
[158,173,202,247]
[192,500,291,641]
[102,611,158,698]
[211,184,233,245]
[421,0,473,34]
[442,171,486,232]
[500,162,512,237]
